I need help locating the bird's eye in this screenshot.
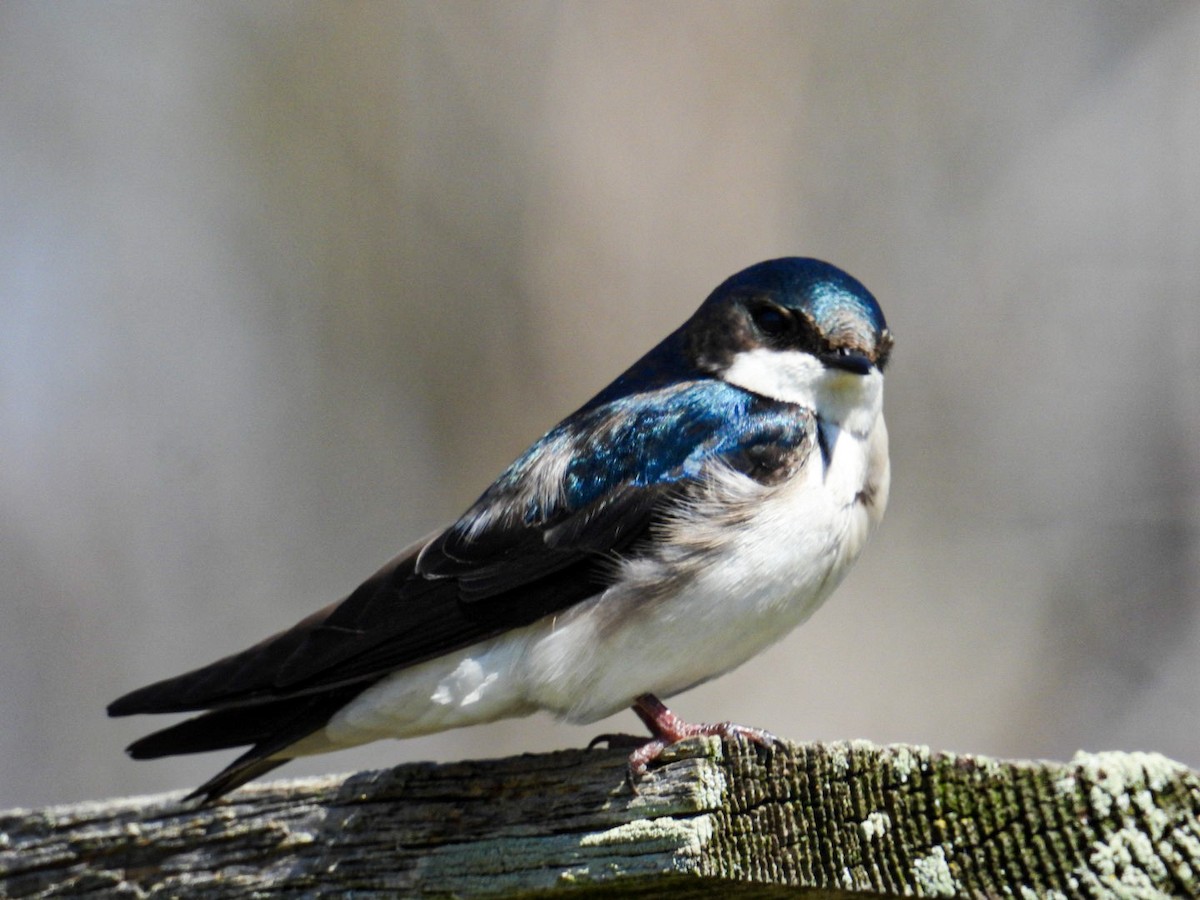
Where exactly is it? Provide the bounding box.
[750,304,791,338]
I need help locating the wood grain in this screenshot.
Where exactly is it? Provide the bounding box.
[3,738,1198,897]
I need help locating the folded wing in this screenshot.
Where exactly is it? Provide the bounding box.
[108,380,810,800]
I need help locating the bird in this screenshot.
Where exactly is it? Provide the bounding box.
[109,257,893,803]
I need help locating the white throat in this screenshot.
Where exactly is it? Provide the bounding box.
[722,348,883,435]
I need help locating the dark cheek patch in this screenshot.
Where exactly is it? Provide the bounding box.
[686,304,757,373]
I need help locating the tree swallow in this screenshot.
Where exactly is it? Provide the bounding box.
[109,257,893,802]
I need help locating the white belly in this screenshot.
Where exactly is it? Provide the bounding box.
[524,412,888,722]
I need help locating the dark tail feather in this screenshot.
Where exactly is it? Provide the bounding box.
[107,604,343,717]
[108,547,426,719]
[185,750,291,805]
[124,683,368,759]
[125,682,377,802]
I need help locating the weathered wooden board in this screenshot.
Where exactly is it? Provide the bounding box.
[2,738,1198,897]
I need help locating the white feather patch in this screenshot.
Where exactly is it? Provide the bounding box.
[723,348,883,435]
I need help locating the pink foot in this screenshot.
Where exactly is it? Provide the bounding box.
[603,693,780,791]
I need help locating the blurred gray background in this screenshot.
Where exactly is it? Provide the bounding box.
[2,2,1197,810]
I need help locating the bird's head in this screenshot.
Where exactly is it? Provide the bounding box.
[685,257,891,431]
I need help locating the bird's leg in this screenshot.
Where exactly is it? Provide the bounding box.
[617,693,780,787]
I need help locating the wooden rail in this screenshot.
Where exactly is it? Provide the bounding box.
[2,738,1198,897]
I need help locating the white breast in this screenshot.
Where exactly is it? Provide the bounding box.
[522,407,889,723]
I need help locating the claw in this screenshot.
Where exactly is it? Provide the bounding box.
[587,732,649,750]
[613,693,780,792]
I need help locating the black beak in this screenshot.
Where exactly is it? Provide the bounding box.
[821,349,874,375]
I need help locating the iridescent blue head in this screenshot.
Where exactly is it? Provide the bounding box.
[585,258,891,413]
[686,257,892,379]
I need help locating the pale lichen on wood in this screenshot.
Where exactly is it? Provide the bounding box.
[1,739,1197,897]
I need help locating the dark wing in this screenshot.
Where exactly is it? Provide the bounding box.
[107,545,428,716]
[108,380,810,800]
[416,380,812,591]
